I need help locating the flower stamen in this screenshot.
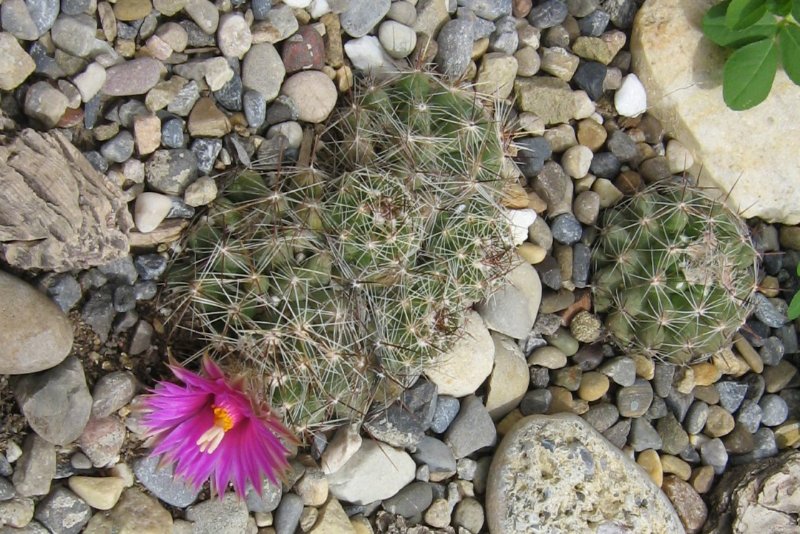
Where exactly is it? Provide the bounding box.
[196,404,235,454]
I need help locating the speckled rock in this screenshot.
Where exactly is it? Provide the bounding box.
[487,414,685,533]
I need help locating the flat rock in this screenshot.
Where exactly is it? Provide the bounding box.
[186,493,250,533]
[475,259,542,339]
[12,434,55,497]
[632,0,800,224]
[14,356,92,446]
[326,439,415,505]
[485,332,530,420]
[425,310,494,398]
[0,271,73,374]
[83,488,172,533]
[486,414,685,533]
[0,129,132,271]
[132,455,200,507]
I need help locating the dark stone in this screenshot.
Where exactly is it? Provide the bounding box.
[41,273,82,312]
[520,389,552,415]
[528,0,568,28]
[364,404,426,449]
[213,72,243,112]
[606,130,638,162]
[402,380,438,431]
[281,25,325,73]
[81,286,115,341]
[550,213,583,245]
[578,9,610,36]
[113,284,136,312]
[98,256,138,285]
[588,151,620,179]
[34,487,91,534]
[572,60,606,101]
[535,255,562,290]
[515,136,552,178]
[759,336,785,366]
[134,253,167,280]
[572,242,591,288]
[191,138,223,175]
[161,118,185,148]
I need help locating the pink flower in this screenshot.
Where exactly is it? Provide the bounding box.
[140,357,295,497]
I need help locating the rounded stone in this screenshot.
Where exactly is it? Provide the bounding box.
[280,71,337,123]
[578,372,609,402]
[561,144,593,178]
[217,13,252,59]
[378,20,417,59]
[528,346,567,369]
[486,414,684,533]
[705,405,735,438]
[0,271,74,374]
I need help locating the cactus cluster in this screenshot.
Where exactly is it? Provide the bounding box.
[165,72,517,434]
[592,181,758,364]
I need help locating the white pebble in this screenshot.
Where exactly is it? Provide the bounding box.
[309,0,331,18]
[134,192,172,233]
[267,121,303,149]
[203,57,234,92]
[283,0,312,6]
[281,71,337,123]
[344,35,391,73]
[378,21,417,59]
[666,139,694,173]
[217,12,252,59]
[572,90,595,120]
[503,208,537,246]
[615,74,647,117]
[73,63,106,103]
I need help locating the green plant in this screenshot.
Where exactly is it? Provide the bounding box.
[788,262,800,319]
[592,181,758,364]
[164,72,517,435]
[702,0,800,110]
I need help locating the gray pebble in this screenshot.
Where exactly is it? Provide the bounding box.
[91,371,138,418]
[245,479,282,513]
[129,320,153,355]
[572,60,606,101]
[520,389,553,415]
[736,399,763,433]
[617,379,654,418]
[113,284,136,313]
[602,0,637,29]
[412,437,456,481]
[700,438,728,475]
[132,455,200,507]
[716,381,748,413]
[515,136,552,177]
[34,487,91,534]
[134,280,157,301]
[567,0,599,17]
[402,380,438,431]
[82,286,114,341]
[0,455,12,478]
[753,292,788,327]
[458,0,512,20]
[161,118,185,148]
[340,0,391,37]
[430,396,460,434]
[535,255,561,290]
[51,14,96,57]
[578,9,610,37]
[383,481,433,520]
[251,0,270,20]
[436,18,474,78]
[0,477,14,501]
[274,493,303,534]
[12,434,55,497]
[776,324,798,354]
[684,401,709,435]
[190,138,223,175]
[489,15,518,54]
[113,310,139,333]
[243,89,267,128]
[550,213,583,245]
[457,458,478,480]
[582,402,618,432]
[645,395,668,420]
[759,394,788,426]
[98,256,138,285]
[364,404,426,449]
[185,493,250,533]
[628,417,662,451]
[444,395,497,459]
[606,130,638,162]
[457,7,496,40]
[656,413,689,455]
[168,80,201,116]
[759,336,785,366]
[532,313,562,337]
[588,151,620,179]
[731,427,777,465]
[134,253,167,280]
[572,242,591,287]
[603,418,631,449]
[528,0,568,28]
[61,0,92,15]
[599,356,636,387]
[743,373,766,401]
[665,389,694,422]
[40,273,82,312]
[146,148,198,195]
[529,366,551,388]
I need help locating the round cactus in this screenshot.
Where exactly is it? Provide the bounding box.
[592,181,758,364]
[164,71,518,435]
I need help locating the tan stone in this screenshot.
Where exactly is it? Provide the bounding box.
[187,97,230,137]
[486,333,530,421]
[577,372,609,402]
[774,420,800,449]
[691,362,721,387]
[734,335,763,373]
[310,497,355,534]
[632,354,655,380]
[637,449,662,487]
[660,455,692,481]
[690,465,715,494]
[632,0,800,224]
[712,347,750,377]
[763,360,798,393]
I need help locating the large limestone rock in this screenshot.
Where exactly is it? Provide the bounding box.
[703,449,800,534]
[486,414,685,533]
[632,0,800,224]
[0,129,133,271]
[0,270,73,374]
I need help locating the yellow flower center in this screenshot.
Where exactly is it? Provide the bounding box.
[196,404,236,454]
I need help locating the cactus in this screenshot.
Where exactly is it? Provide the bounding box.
[164,71,517,434]
[592,181,758,364]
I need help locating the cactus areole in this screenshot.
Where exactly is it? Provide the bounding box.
[592,181,758,364]
[164,72,518,435]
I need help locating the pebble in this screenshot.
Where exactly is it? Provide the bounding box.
[763,360,797,392]
[327,440,414,505]
[540,46,579,81]
[0,33,36,90]
[704,406,735,438]
[684,401,709,435]
[412,437,457,482]
[24,81,68,128]
[665,139,694,173]
[600,356,637,387]
[436,18,473,77]
[243,43,285,101]
[637,449,662,486]
[78,416,126,467]
[617,379,654,418]
[528,0,568,28]
[340,0,390,37]
[383,481,433,519]
[280,71,337,123]
[657,413,689,456]
[132,455,200,507]
[217,12,252,59]
[572,60,606,100]
[550,213,583,245]
[445,395,497,459]
[430,397,461,434]
[661,476,707,534]
[68,476,125,510]
[589,151,620,178]
[103,58,163,96]
[34,487,92,534]
[378,20,417,59]
[344,35,390,72]
[453,497,485,533]
[426,311,494,397]
[186,493,250,533]
[614,73,647,117]
[759,394,789,426]
[14,356,92,446]
[582,402,618,432]
[12,434,55,497]
[134,192,173,233]
[561,144,593,178]
[700,438,728,475]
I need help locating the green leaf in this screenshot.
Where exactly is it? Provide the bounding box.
[788,291,800,320]
[703,3,778,47]
[780,24,800,84]
[723,38,779,109]
[727,0,769,28]
[794,0,800,20]
[767,0,792,15]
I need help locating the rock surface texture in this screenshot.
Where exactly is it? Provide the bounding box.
[486,414,685,533]
[703,449,800,534]
[631,0,800,224]
[0,129,133,271]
